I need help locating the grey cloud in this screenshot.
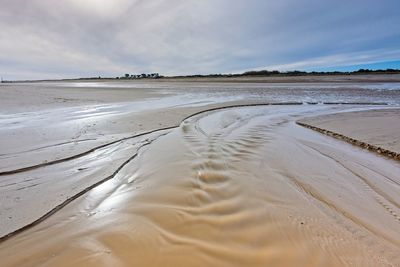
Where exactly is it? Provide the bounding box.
[0,0,399,79]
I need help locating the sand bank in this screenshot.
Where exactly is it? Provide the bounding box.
[297,109,400,160]
[1,79,400,114]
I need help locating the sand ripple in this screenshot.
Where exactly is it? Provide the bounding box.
[1,106,399,266]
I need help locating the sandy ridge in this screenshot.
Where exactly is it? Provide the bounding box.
[296,121,400,161]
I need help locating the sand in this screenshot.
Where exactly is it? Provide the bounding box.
[0,80,400,266]
[297,109,400,158]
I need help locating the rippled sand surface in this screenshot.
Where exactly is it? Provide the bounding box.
[1,105,399,267]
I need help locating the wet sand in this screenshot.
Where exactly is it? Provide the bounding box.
[1,81,400,266]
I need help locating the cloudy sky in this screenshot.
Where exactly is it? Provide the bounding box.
[1,0,400,80]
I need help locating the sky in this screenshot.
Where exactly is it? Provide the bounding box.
[0,0,400,80]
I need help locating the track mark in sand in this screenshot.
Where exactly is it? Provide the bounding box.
[0,138,98,158]
[0,182,18,188]
[293,141,400,251]
[0,177,39,188]
[15,182,42,191]
[354,161,400,187]
[302,141,400,218]
[280,170,400,250]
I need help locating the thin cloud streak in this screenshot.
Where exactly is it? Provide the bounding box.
[254,49,400,73]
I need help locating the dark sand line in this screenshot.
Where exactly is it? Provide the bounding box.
[296,121,400,161]
[322,102,388,105]
[0,138,98,156]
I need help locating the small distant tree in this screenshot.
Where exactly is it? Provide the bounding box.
[125,73,130,78]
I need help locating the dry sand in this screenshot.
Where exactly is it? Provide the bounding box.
[297,109,400,157]
[0,80,400,266]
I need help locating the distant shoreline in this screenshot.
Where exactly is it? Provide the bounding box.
[3,70,400,84]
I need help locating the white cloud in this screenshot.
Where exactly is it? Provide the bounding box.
[257,49,400,72]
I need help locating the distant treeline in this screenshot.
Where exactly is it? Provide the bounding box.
[117,73,161,79]
[2,68,400,83]
[170,68,400,78]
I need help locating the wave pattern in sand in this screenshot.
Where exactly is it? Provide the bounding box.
[0,106,399,267]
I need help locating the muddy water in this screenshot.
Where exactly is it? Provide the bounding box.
[1,105,400,266]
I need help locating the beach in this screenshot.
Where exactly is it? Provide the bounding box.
[0,77,400,266]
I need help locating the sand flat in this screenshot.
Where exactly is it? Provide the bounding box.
[1,105,400,266]
[298,109,400,154]
[1,80,400,266]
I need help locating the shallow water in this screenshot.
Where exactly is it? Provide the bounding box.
[1,105,399,266]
